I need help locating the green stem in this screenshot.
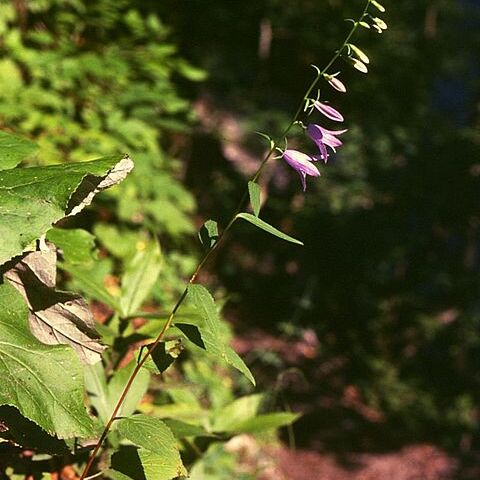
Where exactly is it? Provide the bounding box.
[78,2,371,478]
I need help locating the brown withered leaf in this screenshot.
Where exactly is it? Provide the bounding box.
[3,243,104,365]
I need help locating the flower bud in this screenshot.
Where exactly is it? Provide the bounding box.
[371,0,386,13]
[349,43,370,64]
[350,57,368,73]
[326,75,347,93]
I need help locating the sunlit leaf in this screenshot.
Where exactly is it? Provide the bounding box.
[182,284,255,385]
[46,227,97,265]
[236,213,303,245]
[0,155,133,266]
[85,360,150,423]
[0,130,37,171]
[4,247,105,365]
[119,240,162,318]
[0,281,95,438]
[115,414,187,480]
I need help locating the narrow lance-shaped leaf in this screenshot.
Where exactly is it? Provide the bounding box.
[248,181,261,217]
[183,284,255,385]
[220,412,301,434]
[0,281,95,439]
[235,212,303,245]
[85,360,150,423]
[119,240,162,318]
[61,262,119,310]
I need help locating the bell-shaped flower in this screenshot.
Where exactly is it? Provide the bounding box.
[282,149,320,191]
[313,101,344,122]
[307,124,347,163]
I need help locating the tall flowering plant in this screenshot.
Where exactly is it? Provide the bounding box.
[79,1,388,478]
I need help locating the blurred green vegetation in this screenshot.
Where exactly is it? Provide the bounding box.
[1,0,480,466]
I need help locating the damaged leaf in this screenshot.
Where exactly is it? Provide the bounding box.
[0,281,95,439]
[3,245,105,365]
[0,154,133,266]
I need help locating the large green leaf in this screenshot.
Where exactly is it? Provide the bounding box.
[0,281,94,439]
[183,284,255,385]
[0,130,37,171]
[235,212,303,245]
[115,414,187,480]
[0,155,133,266]
[119,240,162,317]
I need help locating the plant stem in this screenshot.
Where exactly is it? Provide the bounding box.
[79,3,370,478]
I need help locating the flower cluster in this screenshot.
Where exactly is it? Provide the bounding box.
[282,100,347,192]
[280,0,387,192]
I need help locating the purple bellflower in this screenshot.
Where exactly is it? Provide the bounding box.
[307,124,348,163]
[282,149,320,191]
[313,100,344,122]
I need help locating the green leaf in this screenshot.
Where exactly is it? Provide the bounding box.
[0,130,37,171]
[119,240,162,317]
[139,340,183,374]
[221,412,300,434]
[46,227,97,264]
[106,469,133,480]
[212,394,263,432]
[0,281,94,439]
[86,360,150,424]
[198,219,219,249]
[61,262,119,310]
[116,414,187,480]
[235,213,303,245]
[185,284,255,385]
[108,361,151,419]
[84,361,110,423]
[94,224,145,259]
[248,181,261,217]
[162,418,208,439]
[0,155,133,266]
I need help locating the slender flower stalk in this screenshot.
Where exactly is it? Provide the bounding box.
[79,1,382,478]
